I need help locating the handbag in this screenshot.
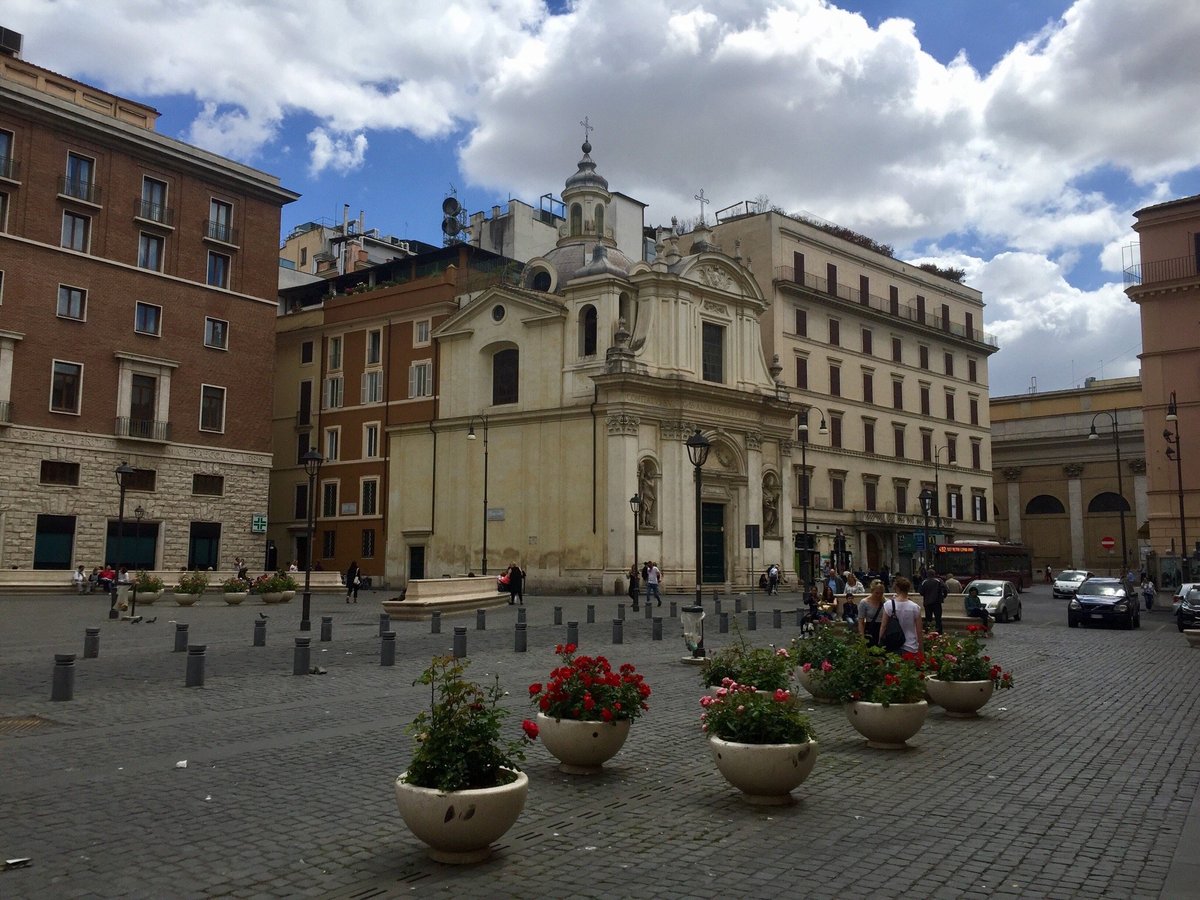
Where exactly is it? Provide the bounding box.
[882,599,906,653]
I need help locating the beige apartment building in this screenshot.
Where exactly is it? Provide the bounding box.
[707,208,999,577]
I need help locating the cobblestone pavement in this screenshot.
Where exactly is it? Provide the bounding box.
[1,586,1198,899]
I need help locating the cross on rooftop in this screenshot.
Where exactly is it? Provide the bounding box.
[580,116,594,142]
[695,189,709,223]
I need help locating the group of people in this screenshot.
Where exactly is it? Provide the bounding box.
[498,563,526,605]
[73,564,122,594]
[627,561,663,607]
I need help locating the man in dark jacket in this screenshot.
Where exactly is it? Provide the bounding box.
[920,570,948,632]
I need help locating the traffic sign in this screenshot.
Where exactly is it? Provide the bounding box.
[1100,536,1116,550]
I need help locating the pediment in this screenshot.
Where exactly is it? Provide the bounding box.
[433,285,567,340]
[676,253,765,304]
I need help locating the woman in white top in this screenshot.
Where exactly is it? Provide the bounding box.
[878,575,923,654]
[844,573,865,596]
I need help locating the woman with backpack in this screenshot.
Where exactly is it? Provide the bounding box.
[877,575,923,655]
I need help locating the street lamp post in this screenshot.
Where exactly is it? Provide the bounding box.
[467,415,490,575]
[131,504,145,618]
[1165,392,1188,581]
[918,487,935,572]
[796,407,828,594]
[299,447,324,632]
[629,494,641,610]
[686,429,711,609]
[109,461,134,619]
[1089,412,1129,574]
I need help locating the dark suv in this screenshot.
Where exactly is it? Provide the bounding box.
[1177,588,1200,632]
[1068,578,1141,630]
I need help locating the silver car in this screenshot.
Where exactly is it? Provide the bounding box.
[1052,570,1091,599]
[969,579,1022,622]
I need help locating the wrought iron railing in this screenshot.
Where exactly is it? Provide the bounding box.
[205,219,239,245]
[0,155,18,181]
[58,175,101,204]
[115,417,171,441]
[1123,254,1199,287]
[135,197,174,226]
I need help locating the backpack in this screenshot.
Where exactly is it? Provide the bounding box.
[882,599,906,653]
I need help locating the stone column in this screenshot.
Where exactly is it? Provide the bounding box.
[605,413,640,590]
[1003,467,1022,544]
[779,439,795,583]
[1065,463,1084,567]
[661,421,689,588]
[745,430,764,589]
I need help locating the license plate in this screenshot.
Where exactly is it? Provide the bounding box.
[1090,613,1105,619]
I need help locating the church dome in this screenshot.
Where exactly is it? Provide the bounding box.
[564,140,609,192]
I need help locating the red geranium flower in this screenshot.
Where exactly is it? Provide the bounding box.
[521,719,539,740]
[601,708,613,722]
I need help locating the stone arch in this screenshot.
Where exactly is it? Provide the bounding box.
[1025,494,1066,515]
[1088,491,1130,513]
[579,304,598,357]
[594,203,605,236]
[570,203,583,236]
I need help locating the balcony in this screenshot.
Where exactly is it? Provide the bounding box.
[1123,254,1199,287]
[204,219,239,247]
[134,197,175,228]
[115,417,171,442]
[0,400,10,424]
[0,154,18,183]
[775,266,998,348]
[58,175,102,206]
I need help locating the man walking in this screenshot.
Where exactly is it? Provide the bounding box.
[920,569,947,633]
[646,561,662,607]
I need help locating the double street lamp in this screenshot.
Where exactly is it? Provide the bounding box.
[300,447,324,632]
[918,487,935,571]
[629,494,641,610]
[686,429,710,609]
[1165,392,1189,580]
[467,415,490,575]
[1089,412,1129,573]
[109,461,134,619]
[797,406,828,592]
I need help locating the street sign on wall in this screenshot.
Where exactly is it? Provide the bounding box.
[1100,536,1116,550]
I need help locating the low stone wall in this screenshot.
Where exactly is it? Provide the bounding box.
[0,569,346,595]
[382,576,513,621]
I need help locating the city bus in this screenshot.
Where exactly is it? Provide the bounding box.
[934,541,1034,591]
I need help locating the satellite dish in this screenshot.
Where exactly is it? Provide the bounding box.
[442,216,461,237]
[442,196,461,216]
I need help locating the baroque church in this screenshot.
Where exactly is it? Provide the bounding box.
[385,142,799,592]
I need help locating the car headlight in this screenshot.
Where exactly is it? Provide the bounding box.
[1114,602,1128,612]
[1069,599,1081,609]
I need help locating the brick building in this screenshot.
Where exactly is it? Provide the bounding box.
[0,36,298,571]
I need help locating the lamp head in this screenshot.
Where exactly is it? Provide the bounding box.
[301,447,324,477]
[467,422,476,439]
[115,461,134,485]
[1088,425,1098,440]
[629,494,641,513]
[134,505,145,521]
[686,429,711,468]
[818,417,828,436]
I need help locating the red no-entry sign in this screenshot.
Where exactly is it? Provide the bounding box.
[1100,536,1116,550]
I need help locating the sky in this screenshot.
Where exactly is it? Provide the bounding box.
[8,0,1200,397]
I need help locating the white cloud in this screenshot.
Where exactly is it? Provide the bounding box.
[307,129,368,176]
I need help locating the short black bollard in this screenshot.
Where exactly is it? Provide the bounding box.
[618,603,626,620]
[173,622,189,652]
[431,611,441,634]
[554,606,563,626]
[83,627,100,659]
[517,606,527,624]
[735,596,743,613]
[379,613,390,636]
[477,609,487,631]
[452,626,467,659]
[380,631,396,667]
[612,618,624,644]
[644,601,653,619]
[50,654,76,701]
[253,619,267,647]
[185,645,206,688]
[320,615,333,642]
[719,611,729,633]
[714,598,723,616]
[293,637,311,675]
[586,604,595,624]
[652,617,663,641]
[747,610,758,631]
[669,601,677,618]
[567,621,579,646]
[773,608,782,629]
[515,622,527,652]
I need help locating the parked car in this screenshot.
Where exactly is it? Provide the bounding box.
[1172,583,1200,614]
[1068,577,1140,629]
[1176,587,1200,632]
[970,579,1021,622]
[1052,569,1091,599]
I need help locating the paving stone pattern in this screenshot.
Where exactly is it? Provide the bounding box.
[1,588,1198,899]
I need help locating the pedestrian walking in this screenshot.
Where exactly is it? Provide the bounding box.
[1142,578,1156,611]
[345,560,360,603]
[858,579,886,646]
[879,576,923,655]
[919,569,947,633]
[767,563,780,595]
[627,563,640,604]
[505,562,526,605]
[645,561,662,606]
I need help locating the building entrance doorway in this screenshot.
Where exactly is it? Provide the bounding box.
[701,503,726,583]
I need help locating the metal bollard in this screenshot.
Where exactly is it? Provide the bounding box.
[173,622,189,652]
[379,613,390,636]
[719,611,729,633]
[321,615,333,642]
[669,601,677,618]
[253,619,267,646]
[452,626,467,659]
[618,603,626,620]
[644,601,653,619]
[612,618,624,644]
[431,611,441,634]
[714,598,723,616]
[652,617,663,641]
[515,622,527,652]
[567,621,579,646]
[51,654,76,701]
[554,606,563,626]
[747,610,758,631]
[83,627,100,659]
[586,604,595,624]
[773,608,782,629]
[185,645,206,688]
[735,596,743,613]
[477,609,487,631]
[517,606,527,624]
[293,637,311,675]
[380,631,396,666]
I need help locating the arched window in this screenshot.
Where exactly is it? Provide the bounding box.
[492,348,518,405]
[570,203,582,236]
[594,204,605,236]
[531,268,551,292]
[580,305,597,356]
[1088,491,1130,513]
[1025,494,1066,515]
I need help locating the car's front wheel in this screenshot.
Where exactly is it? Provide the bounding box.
[1014,602,1022,622]
[1068,614,1079,628]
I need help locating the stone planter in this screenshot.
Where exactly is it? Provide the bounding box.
[394,769,528,865]
[173,592,201,607]
[795,668,838,704]
[925,678,994,718]
[1184,629,1200,648]
[132,589,163,606]
[258,592,285,604]
[845,700,928,749]
[280,590,296,603]
[223,591,248,606]
[536,713,631,774]
[709,736,818,805]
